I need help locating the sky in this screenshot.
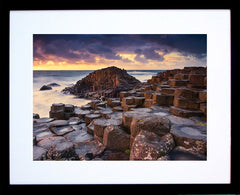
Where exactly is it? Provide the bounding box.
[33,34,207,70]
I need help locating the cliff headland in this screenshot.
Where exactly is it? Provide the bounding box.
[33,66,207,161]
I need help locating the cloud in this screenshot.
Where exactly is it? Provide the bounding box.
[33,34,207,68]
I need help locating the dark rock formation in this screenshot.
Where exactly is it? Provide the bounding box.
[62,66,141,99]
[40,83,60,91]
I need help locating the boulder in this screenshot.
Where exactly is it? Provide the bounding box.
[170,124,207,154]
[130,114,171,137]
[122,111,150,130]
[134,97,145,106]
[50,125,74,136]
[123,104,137,111]
[49,110,65,120]
[199,90,207,102]
[34,130,54,142]
[130,131,175,160]
[50,103,65,112]
[74,140,105,160]
[112,106,123,112]
[121,96,135,107]
[35,117,55,123]
[74,108,92,118]
[98,150,129,160]
[33,146,47,160]
[93,118,122,138]
[169,79,188,88]
[103,125,130,151]
[84,114,101,124]
[107,98,121,107]
[33,113,40,119]
[173,97,200,110]
[64,129,94,145]
[47,141,76,160]
[144,91,154,99]
[174,87,199,99]
[64,104,74,112]
[81,104,92,110]
[160,88,175,95]
[188,74,206,86]
[37,136,67,150]
[46,82,60,87]
[143,99,154,108]
[153,93,174,106]
[158,146,206,160]
[169,106,203,118]
[68,117,82,125]
[40,85,52,91]
[49,120,69,127]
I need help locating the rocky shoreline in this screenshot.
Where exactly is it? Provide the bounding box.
[33,66,207,161]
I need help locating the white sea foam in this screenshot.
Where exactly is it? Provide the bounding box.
[33,70,159,117]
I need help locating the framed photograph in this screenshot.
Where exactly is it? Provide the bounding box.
[9,10,231,184]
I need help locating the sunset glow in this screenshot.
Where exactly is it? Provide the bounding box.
[33,34,207,70]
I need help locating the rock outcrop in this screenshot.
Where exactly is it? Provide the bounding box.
[62,66,141,99]
[33,66,207,161]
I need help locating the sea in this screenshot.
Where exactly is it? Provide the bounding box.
[33,70,164,117]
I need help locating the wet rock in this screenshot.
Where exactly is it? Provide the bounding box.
[84,114,101,124]
[153,93,174,106]
[50,125,74,136]
[158,146,206,160]
[173,97,200,110]
[174,87,199,99]
[64,129,94,145]
[165,114,196,126]
[99,109,113,119]
[51,103,65,111]
[160,88,176,95]
[49,120,69,127]
[40,85,52,91]
[112,106,123,112]
[33,146,47,160]
[81,104,92,110]
[49,110,65,120]
[37,136,67,150]
[35,130,54,142]
[103,125,130,151]
[170,124,207,154]
[199,90,207,102]
[74,108,92,118]
[130,131,175,160]
[68,117,82,125]
[47,141,76,160]
[123,104,137,111]
[75,140,105,160]
[169,106,203,118]
[134,97,145,106]
[93,118,122,138]
[144,99,154,108]
[35,117,55,123]
[87,123,94,135]
[107,98,121,107]
[144,91,154,99]
[122,111,150,130]
[47,82,60,87]
[98,150,129,160]
[130,114,171,137]
[33,113,40,119]
[64,104,74,112]
[121,96,135,107]
[169,79,188,88]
